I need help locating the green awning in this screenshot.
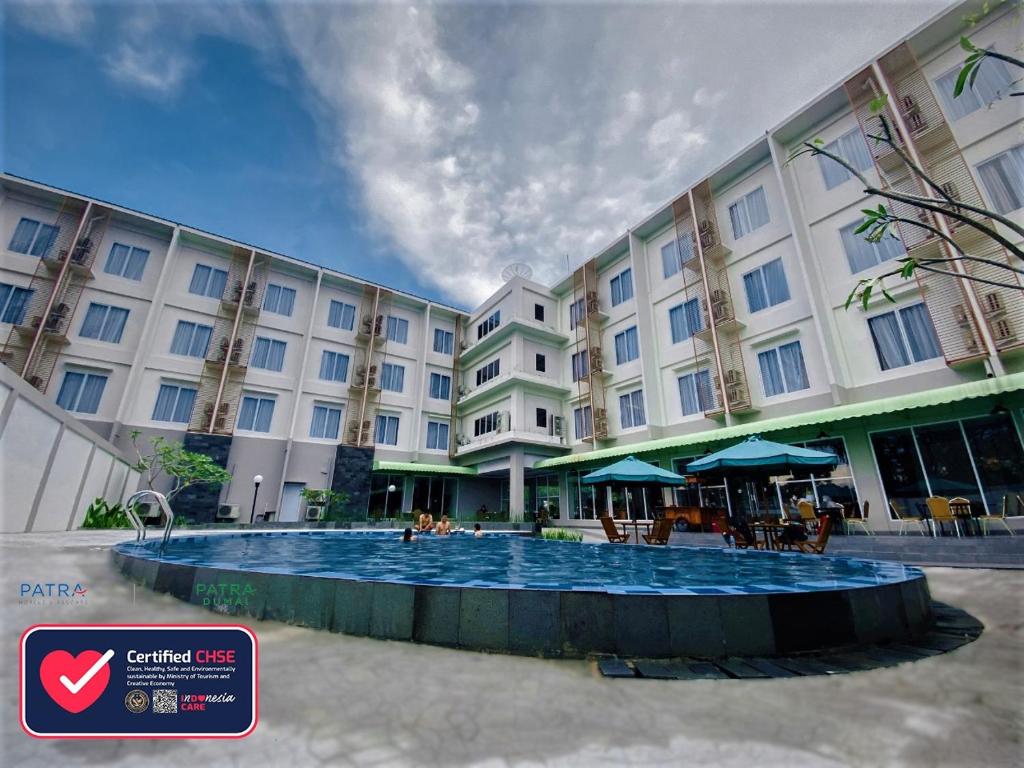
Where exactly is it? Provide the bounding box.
[535,372,1024,470]
[373,460,478,476]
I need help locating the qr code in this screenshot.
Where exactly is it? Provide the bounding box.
[153,689,178,714]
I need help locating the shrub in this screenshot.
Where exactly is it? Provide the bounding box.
[541,528,583,543]
[81,498,134,529]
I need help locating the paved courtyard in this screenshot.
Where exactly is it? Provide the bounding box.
[2,530,1021,767]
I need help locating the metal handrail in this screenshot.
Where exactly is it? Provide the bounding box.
[125,490,176,547]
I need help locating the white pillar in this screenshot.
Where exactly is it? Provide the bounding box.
[509,450,525,521]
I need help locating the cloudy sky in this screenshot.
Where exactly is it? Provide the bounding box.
[5,0,953,308]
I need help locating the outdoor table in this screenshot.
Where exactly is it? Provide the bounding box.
[751,522,788,551]
[618,518,653,543]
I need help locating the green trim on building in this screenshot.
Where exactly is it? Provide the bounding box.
[535,372,1024,470]
[373,460,478,476]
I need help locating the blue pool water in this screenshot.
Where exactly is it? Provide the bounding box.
[117,531,922,595]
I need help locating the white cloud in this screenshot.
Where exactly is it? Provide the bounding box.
[8,0,94,43]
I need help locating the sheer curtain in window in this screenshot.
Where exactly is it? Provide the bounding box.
[779,342,809,391]
[977,146,1024,214]
[899,304,941,362]
[762,259,790,305]
[868,313,910,370]
[758,349,784,397]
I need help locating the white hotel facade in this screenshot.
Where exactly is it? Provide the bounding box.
[1,1,1022,531]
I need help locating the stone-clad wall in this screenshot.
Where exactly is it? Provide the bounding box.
[331,445,375,518]
[173,433,232,523]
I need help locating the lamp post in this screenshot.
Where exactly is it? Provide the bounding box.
[384,484,396,519]
[250,474,263,524]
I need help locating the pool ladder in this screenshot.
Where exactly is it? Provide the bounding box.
[125,490,176,547]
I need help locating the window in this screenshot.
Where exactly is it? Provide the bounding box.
[571,350,589,382]
[475,359,500,386]
[188,263,228,298]
[237,394,275,432]
[426,421,449,450]
[728,186,770,239]
[262,283,296,316]
[534,304,545,321]
[79,303,129,343]
[619,389,646,429]
[662,235,695,278]
[614,326,639,364]
[574,405,593,440]
[535,353,546,372]
[817,128,873,189]
[610,268,633,306]
[386,315,409,344]
[669,299,702,343]
[569,298,585,329]
[678,370,713,416]
[936,57,1014,121]
[473,412,499,436]
[152,383,197,423]
[56,371,107,414]
[840,220,906,273]
[310,403,343,440]
[757,340,810,397]
[433,328,454,354]
[977,145,1024,215]
[536,408,548,428]
[477,310,500,339]
[868,302,941,370]
[251,337,287,372]
[9,218,58,257]
[0,283,33,325]
[319,350,350,382]
[742,258,790,313]
[380,362,405,392]
[429,372,451,400]
[104,243,149,280]
[328,300,356,331]
[169,320,213,358]
[374,414,400,445]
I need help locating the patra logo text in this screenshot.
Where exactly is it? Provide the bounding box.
[19,583,89,605]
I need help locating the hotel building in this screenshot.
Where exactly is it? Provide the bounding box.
[1,1,1022,531]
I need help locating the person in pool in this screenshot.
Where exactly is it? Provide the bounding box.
[401,528,417,542]
[417,511,434,532]
[435,514,452,535]
[473,523,484,538]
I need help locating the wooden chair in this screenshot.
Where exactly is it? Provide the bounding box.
[600,516,630,544]
[844,500,872,536]
[979,496,1015,536]
[643,517,673,545]
[796,515,833,554]
[926,497,960,538]
[890,499,928,536]
[722,519,760,550]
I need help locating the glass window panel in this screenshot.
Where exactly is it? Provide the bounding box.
[101,307,128,343]
[105,244,130,277]
[868,312,911,370]
[79,304,107,339]
[9,218,39,253]
[743,271,768,313]
[172,387,196,423]
[977,145,1024,215]
[899,303,941,362]
[962,413,1024,513]
[757,348,785,397]
[778,341,809,392]
[871,429,930,517]
[76,374,107,414]
[661,242,680,278]
[915,422,982,504]
[762,258,790,305]
[189,264,210,294]
[253,398,274,432]
[123,248,149,280]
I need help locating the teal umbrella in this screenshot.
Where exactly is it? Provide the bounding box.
[582,456,686,486]
[685,435,840,474]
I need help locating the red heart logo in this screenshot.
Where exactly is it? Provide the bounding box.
[39,650,111,713]
[197,695,206,702]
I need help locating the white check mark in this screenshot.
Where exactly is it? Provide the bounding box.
[59,649,115,694]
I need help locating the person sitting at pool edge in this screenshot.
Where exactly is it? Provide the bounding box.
[417,510,434,532]
[473,523,484,538]
[435,514,452,536]
[401,528,417,542]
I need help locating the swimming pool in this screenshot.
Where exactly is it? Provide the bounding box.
[113,531,933,658]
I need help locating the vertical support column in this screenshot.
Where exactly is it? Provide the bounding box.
[508,449,525,522]
[628,230,665,428]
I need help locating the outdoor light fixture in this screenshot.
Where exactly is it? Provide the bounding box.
[990,402,1009,416]
[816,430,830,439]
[250,474,263,524]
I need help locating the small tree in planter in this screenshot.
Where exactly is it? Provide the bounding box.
[129,431,232,520]
[299,488,350,522]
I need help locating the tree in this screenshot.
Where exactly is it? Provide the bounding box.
[129,431,232,503]
[790,24,1024,310]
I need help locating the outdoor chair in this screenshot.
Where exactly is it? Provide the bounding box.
[979,496,1015,537]
[642,517,673,545]
[600,516,630,544]
[796,515,833,555]
[844,500,872,536]
[796,500,818,531]
[890,500,928,536]
[926,497,961,538]
[723,520,760,550]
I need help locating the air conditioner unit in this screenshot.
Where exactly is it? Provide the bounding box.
[138,502,161,519]
[994,319,1015,343]
[459,339,468,351]
[27,375,43,390]
[243,281,257,306]
[231,281,244,303]
[374,315,384,336]
[305,505,325,521]
[229,339,244,365]
[217,336,230,361]
[725,369,743,385]
[216,504,240,520]
[551,415,564,436]
[360,315,374,334]
[984,292,1004,315]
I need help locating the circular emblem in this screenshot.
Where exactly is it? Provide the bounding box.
[125,689,149,714]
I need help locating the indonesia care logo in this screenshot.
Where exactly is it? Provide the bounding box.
[19,582,89,607]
